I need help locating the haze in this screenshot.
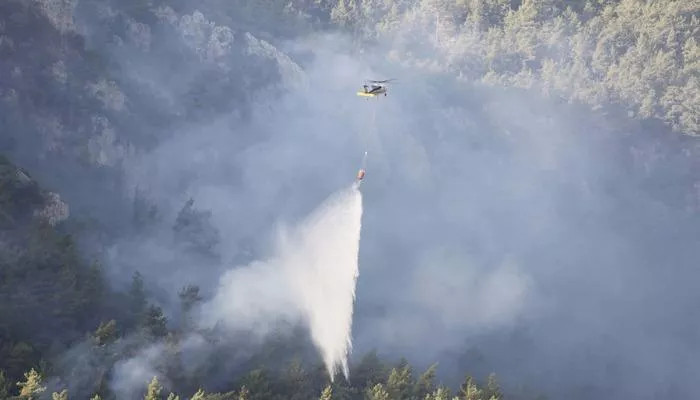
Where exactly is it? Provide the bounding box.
[1,1,698,399]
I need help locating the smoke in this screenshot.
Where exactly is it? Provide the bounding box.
[202,184,363,380]
[111,342,169,400]
[14,1,700,398]
[104,183,363,397]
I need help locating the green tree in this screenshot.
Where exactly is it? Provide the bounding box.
[350,350,387,392]
[189,388,206,400]
[142,305,168,338]
[459,376,482,400]
[319,384,333,400]
[173,198,220,259]
[166,393,181,400]
[0,370,9,399]
[144,376,162,400]
[0,342,35,390]
[415,363,438,399]
[238,386,250,400]
[178,285,203,314]
[178,285,203,332]
[133,187,160,231]
[238,369,273,400]
[16,368,46,399]
[484,373,503,400]
[330,0,357,29]
[426,386,452,400]
[52,389,68,400]
[366,383,389,400]
[93,320,118,346]
[329,378,354,400]
[128,271,147,326]
[386,360,414,400]
[278,358,313,400]
[161,335,188,396]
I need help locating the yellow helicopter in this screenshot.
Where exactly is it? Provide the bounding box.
[356,79,396,98]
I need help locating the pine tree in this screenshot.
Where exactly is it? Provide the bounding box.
[133,187,160,231]
[52,389,69,400]
[93,320,118,346]
[0,370,9,399]
[17,368,46,399]
[178,284,203,331]
[386,361,414,400]
[329,378,354,400]
[238,368,274,399]
[351,351,387,392]
[144,376,162,400]
[128,271,147,327]
[280,358,312,400]
[330,0,354,28]
[459,376,482,400]
[366,383,389,400]
[189,389,205,400]
[415,363,438,398]
[484,373,503,400]
[173,198,220,259]
[426,386,452,400]
[238,386,250,400]
[166,393,180,400]
[142,305,168,338]
[319,384,333,400]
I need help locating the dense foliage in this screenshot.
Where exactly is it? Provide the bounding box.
[0,0,698,399]
[322,0,699,136]
[0,155,101,385]
[5,355,509,400]
[178,0,699,136]
[0,151,521,400]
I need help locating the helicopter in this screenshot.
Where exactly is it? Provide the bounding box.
[356,79,396,98]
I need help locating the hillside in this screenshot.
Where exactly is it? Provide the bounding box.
[0,0,699,399]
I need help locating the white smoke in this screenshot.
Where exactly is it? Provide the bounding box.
[202,184,363,380]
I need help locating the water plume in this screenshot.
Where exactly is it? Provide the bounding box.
[289,183,363,380]
[203,183,363,381]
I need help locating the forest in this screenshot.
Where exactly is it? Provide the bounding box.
[0,0,698,399]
